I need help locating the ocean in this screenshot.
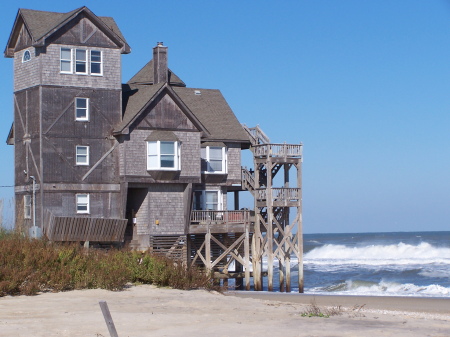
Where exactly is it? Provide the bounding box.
[259,231,450,297]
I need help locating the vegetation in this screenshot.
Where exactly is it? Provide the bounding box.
[0,228,215,297]
[300,299,343,318]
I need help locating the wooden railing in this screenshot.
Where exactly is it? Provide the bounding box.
[255,188,301,201]
[253,143,303,158]
[190,210,250,224]
[242,124,270,145]
[241,167,255,191]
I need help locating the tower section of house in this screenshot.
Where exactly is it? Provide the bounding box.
[5,7,130,232]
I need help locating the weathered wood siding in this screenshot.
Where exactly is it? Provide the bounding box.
[226,143,242,184]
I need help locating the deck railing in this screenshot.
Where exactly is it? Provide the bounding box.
[242,124,270,145]
[253,143,303,158]
[255,188,301,201]
[190,210,250,224]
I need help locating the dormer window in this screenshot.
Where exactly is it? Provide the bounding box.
[22,50,31,63]
[201,145,227,174]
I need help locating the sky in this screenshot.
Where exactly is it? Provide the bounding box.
[1,1,450,233]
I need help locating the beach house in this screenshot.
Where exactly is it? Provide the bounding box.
[5,6,303,291]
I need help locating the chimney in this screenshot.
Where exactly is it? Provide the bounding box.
[153,42,168,84]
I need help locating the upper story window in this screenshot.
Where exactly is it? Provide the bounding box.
[76,145,89,166]
[22,50,31,63]
[75,98,89,121]
[90,50,102,75]
[60,48,72,73]
[75,49,87,74]
[24,195,31,219]
[201,146,227,174]
[76,194,90,214]
[147,141,180,170]
[60,47,103,76]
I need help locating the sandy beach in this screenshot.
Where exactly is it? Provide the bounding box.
[0,285,449,337]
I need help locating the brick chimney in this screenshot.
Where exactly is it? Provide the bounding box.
[153,42,168,84]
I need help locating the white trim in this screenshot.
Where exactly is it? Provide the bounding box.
[76,145,89,166]
[60,48,72,73]
[76,194,90,214]
[75,49,88,74]
[147,141,180,170]
[75,97,89,121]
[90,50,103,76]
[193,190,223,210]
[24,195,31,219]
[201,146,227,174]
[22,50,31,63]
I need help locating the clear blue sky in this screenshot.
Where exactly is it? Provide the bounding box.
[1,1,450,233]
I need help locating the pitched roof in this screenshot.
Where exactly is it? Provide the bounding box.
[5,7,130,57]
[117,82,251,145]
[173,87,250,143]
[128,59,185,87]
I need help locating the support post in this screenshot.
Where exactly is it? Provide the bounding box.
[244,223,251,290]
[99,301,119,337]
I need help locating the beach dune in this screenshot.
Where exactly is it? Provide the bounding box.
[0,285,449,336]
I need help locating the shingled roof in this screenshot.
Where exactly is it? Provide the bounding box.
[5,6,130,57]
[118,81,251,146]
[127,59,185,87]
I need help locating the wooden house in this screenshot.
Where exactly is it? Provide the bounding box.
[5,7,303,292]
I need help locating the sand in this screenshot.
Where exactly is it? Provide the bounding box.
[0,285,449,336]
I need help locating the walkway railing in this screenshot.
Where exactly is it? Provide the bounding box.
[253,143,303,158]
[255,188,302,201]
[190,210,250,224]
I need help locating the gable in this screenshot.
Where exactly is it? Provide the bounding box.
[14,23,33,52]
[131,93,198,131]
[47,15,119,49]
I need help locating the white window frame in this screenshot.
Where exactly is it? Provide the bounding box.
[76,194,90,214]
[90,50,103,75]
[60,48,72,73]
[75,49,88,74]
[75,97,89,121]
[76,145,89,166]
[193,190,223,211]
[201,146,227,174]
[24,195,31,219]
[22,50,31,63]
[147,141,180,170]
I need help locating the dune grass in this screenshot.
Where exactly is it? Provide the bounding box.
[0,228,215,297]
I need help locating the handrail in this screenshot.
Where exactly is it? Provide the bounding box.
[242,124,270,145]
[241,167,255,191]
[255,188,301,201]
[190,210,250,224]
[253,143,302,158]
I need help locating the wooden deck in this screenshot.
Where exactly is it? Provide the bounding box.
[189,210,253,234]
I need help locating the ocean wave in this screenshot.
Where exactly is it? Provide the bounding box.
[308,279,450,297]
[303,242,450,266]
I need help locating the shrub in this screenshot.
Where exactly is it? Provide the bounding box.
[0,234,216,297]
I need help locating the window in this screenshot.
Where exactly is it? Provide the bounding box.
[76,194,89,214]
[75,98,89,121]
[76,145,89,165]
[75,49,87,74]
[24,195,31,219]
[201,146,227,173]
[194,190,222,210]
[147,141,180,170]
[22,50,31,63]
[60,48,72,73]
[90,50,102,75]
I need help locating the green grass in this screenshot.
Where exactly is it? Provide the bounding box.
[0,228,215,297]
